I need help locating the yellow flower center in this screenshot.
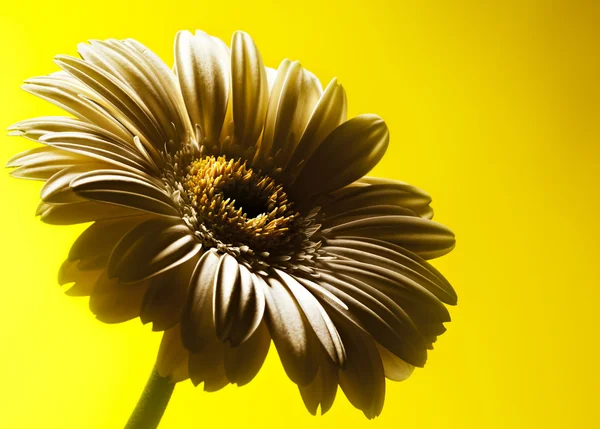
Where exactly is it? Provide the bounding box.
[183,155,302,253]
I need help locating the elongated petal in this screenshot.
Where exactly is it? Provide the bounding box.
[89,272,149,323]
[188,339,229,391]
[6,145,95,181]
[71,169,180,217]
[338,322,386,419]
[39,131,155,175]
[68,215,147,262]
[286,78,347,178]
[255,60,321,169]
[157,324,190,383]
[224,321,271,386]
[323,178,434,220]
[213,253,241,341]
[323,238,456,304]
[323,205,418,228]
[291,114,389,199]
[54,54,165,152]
[321,215,455,259]
[140,256,198,331]
[230,31,269,151]
[180,250,220,353]
[276,269,345,366]
[41,165,102,204]
[76,39,191,148]
[108,217,201,282]
[317,261,450,345]
[376,343,414,381]
[21,73,134,144]
[216,262,266,346]
[37,201,140,225]
[296,273,427,367]
[298,349,339,415]
[263,275,318,386]
[175,30,229,144]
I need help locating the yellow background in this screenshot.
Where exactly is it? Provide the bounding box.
[1,0,599,427]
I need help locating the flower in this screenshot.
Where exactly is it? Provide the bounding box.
[7,29,457,419]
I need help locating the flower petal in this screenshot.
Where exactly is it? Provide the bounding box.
[107,217,201,282]
[156,324,190,383]
[275,269,346,367]
[140,256,198,331]
[224,321,271,386]
[68,215,147,262]
[21,73,134,145]
[216,262,266,347]
[175,30,229,144]
[39,131,156,176]
[285,78,347,179]
[323,178,434,220]
[290,114,389,200]
[317,261,449,349]
[376,343,414,382]
[89,272,149,323]
[297,273,427,367]
[321,215,455,260]
[323,237,457,305]
[70,169,180,217]
[255,60,322,170]
[230,31,269,151]
[6,144,95,181]
[180,250,220,353]
[74,39,191,149]
[263,275,319,386]
[188,339,229,391]
[41,164,106,204]
[338,322,386,419]
[54,54,165,155]
[298,350,339,416]
[213,253,242,342]
[36,201,140,225]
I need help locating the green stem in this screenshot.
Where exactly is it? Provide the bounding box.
[124,365,175,429]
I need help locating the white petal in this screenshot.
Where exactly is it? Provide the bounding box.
[224,321,271,386]
[323,238,457,304]
[298,351,339,416]
[213,253,241,341]
[157,324,190,383]
[338,323,386,419]
[71,169,180,217]
[290,114,389,199]
[89,272,149,323]
[275,269,345,366]
[181,250,220,352]
[263,275,318,386]
[230,31,269,151]
[255,60,321,169]
[188,339,229,391]
[175,30,229,144]
[376,343,414,381]
[321,215,455,259]
[285,78,347,178]
[107,217,200,282]
[41,164,105,204]
[37,200,141,225]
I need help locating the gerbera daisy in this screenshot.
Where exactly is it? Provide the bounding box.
[7,29,457,426]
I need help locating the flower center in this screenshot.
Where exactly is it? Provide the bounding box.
[182,155,302,254]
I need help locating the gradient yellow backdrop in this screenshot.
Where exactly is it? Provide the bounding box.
[1,0,599,428]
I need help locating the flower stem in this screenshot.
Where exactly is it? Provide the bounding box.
[124,365,175,429]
